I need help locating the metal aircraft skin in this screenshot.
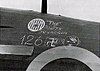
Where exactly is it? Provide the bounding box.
[0,7,100,71]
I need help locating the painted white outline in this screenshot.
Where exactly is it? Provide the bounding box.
[26,46,100,71]
[28,18,45,32]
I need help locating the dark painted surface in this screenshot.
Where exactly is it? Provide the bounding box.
[41,58,92,71]
[0,7,100,71]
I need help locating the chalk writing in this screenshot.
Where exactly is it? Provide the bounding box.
[21,35,34,46]
[45,21,62,30]
[20,35,80,47]
[46,38,58,47]
[24,35,34,45]
[40,31,68,35]
[34,37,43,46]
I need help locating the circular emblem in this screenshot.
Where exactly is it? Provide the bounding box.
[28,18,45,32]
[26,46,100,71]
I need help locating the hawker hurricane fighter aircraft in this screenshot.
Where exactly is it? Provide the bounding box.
[0,0,100,71]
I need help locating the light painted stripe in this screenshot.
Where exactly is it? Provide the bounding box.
[26,46,100,71]
[0,45,34,55]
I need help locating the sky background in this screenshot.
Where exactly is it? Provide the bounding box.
[0,0,100,22]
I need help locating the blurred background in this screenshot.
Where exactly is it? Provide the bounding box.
[0,0,100,22]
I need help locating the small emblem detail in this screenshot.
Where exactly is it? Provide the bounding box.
[28,18,45,32]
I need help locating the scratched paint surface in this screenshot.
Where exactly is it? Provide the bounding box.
[0,8,100,57]
[0,8,100,71]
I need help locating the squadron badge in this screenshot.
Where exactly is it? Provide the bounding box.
[28,18,45,32]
